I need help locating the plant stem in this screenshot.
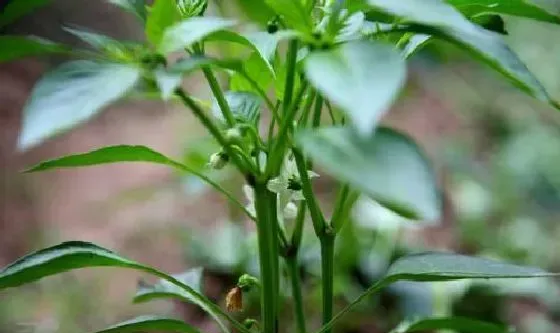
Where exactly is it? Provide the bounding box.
[283,40,299,112]
[291,203,306,249]
[320,234,335,333]
[329,184,349,231]
[253,181,279,333]
[174,88,248,172]
[287,255,307,333]
[293,148,326,235]
[312,95,324,128]
[202,67,236,127]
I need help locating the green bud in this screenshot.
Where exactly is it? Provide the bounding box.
[225,127,243,143]
[237,274,260,291]
[177,0,207,18]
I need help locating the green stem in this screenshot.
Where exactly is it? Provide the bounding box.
[283,40,299,112]
[287,256,307,333]
[253,182,279,333]
[312,95,324,128]
[298,89,316,127]
[291,203,306,250]
[202,67,236,127]
[293,148,326,235]
[329,184,349,231]
[174,89,248,173]
[266,81,309,177]
[320,234,335,333]
[314,281,390,333]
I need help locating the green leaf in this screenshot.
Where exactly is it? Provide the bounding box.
[211,91,262,124]
[0,0,49,28]
[159,17,237,54]
[232,0,275,25]
[394,316,510,333]
[108,0,147,23]
[18,61,140,150]
[317,252,558,333]
[265,0,313,33]
[403,34,431,58]
[365,0,553,104]
[386,252,556,281]
[208,30,297,74]
[304,40,406,136]
[297,126,440,221]
[134,268,230,333]
[94,316,202,333]
[24,145,187,172]
[146,0,180,47]
[231,52,273,94]
[63,26,141,60]
[0,36,70,63]
[446,0,560,25]
[0,241,241,333]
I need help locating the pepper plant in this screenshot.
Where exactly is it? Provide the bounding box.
[2,0,560,332]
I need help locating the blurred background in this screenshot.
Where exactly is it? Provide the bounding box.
[1,1,560,332]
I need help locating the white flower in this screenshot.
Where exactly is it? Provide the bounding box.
[207,152,228,170]
[267,154,318,201]
[267,153,318,219]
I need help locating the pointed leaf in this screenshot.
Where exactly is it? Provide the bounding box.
[0,241,237,333]
[146,0,180,47]
[0,241,140,290]
[304,41,406,136]
[108,0,147,23]
[24,145,187,173]
[317,252,559,333]
[403,34,431,58]
[159,17,237,54]
[297,126,440,221]
[18,61,140,150]
[94,316,202,333]
[63,26,140,60]
[211,91,261,125]
[134,269,230,333]
[365,0,554,104]
[0,36,70,63]
[0,0,49,28]
[385,252,556,282]
[447,0,560,25]
[394,316,510,333]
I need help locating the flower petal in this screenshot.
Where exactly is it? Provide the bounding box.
[307,170,320,178]
[291,190,305,201]
[267,177,288,194]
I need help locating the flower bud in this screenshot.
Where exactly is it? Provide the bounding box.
[225,286,243,312]
[225,127,243,142]
[177,0,207,18]
[237,274,260,291]
[283,201,298,220]
[208,152,228,170]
